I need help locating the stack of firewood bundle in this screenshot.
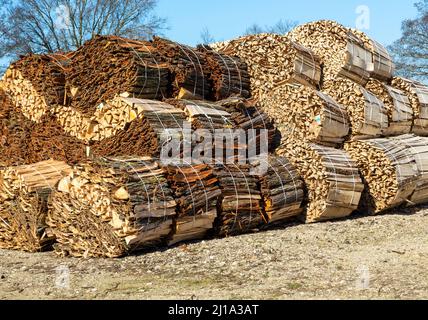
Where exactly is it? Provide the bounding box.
[1,53,68,122]
[258,156,305,225]
[66,35,169,117]
[198,45,251,100]
[47,157,177,258]
[278,141,364,223]
[391,77,428,135]
[214,164,264,236]
[258,83,350,148]
[0,160,71,252]
[323,77,389,139]
[345,136,419,214]
[211,33,321,98]
[365,79,413,135]
[153,36,211,99]
[164,164,221,245]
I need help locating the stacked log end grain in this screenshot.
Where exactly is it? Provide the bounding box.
[66,35,170,118]
[153,36,211,99]
[1,53,68,122]
[214,164,265,236]
[198,45,251,100]
[258,156,305,225]
[323,77,389,139]
[365,79,413,135]
[277,141,364,223]
[47,157,176,258]
[391,77,428,135]
[211,33,321,98]
[0,160,71,252]
[258,83,350,148]
[345,136,419,214]
[164,164,221,245]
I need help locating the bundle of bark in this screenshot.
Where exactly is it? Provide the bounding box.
[198,45,251,100]
[0,160,71,252]
[258,156,305,225]
[164,164,221,245]
[1,53,69,122]
[153,36,211,99]
[391,77,428,135]
[258,83,350,148]
[211,33,321,98]
[66,35,170,117]
[278,140,364,223]
[323,77,389,139]
[345,136,419,214]
[47,157,176,258]
[365,79,413,135]
[214,164,265,236]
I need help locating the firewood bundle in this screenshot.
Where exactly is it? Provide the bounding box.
[47,157,177,258]
[258,83,350,148]
[198,45,251,100]
[164,164,221,245]
[365,79,413,135]
[66,35,170,117]
[211,33,321,98]
[1,53,68,122]
[345,137,419,214]
[0,160,71,252]
[258,156,304,225]
[391,77,428,135]
[153,36,211,99]
[214,164,264,236]
[278,141,364,223]
[323,77,389,139]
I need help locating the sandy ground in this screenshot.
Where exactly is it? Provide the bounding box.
[0,206,427,300]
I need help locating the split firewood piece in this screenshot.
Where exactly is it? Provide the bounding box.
[211,33,321,98]
[0,160,71,252]
[257,155,305,225]
[164,164,221,245]
[345,136,419,214]
[153,36,212,99]
[66,35,170,117]
[258,83,350,148]
[47,157,177,258]
[365,79,413,135]
[198,45,251,100]
[214,164,265,237]
[323,77,389,139]
[278,140,364,223]
[288,20,373,85]
[391,77,428,135]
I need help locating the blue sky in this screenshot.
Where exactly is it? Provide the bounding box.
[155,0,419,47]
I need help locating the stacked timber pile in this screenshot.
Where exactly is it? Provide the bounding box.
[211,33,321,98]
[47,157,176,258]
[153,36,211,99]
[198,45,251,100]
[365,79,413,135]
[258,83,350,148]
[214,164,264,236]
[0,160,71,252]
[345,137,419,214]
[323,77,389,139]
[165,164,221,245]
[258,156,305,225]
[278,142,364,223]
[1,53,68,122]
[391,77,428,135]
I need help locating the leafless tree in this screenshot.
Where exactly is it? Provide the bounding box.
[200,27,216,44]
[244,19,298,35]
[0,0,167,60]
[389,0,428,82]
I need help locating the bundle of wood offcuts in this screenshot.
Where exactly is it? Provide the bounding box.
[47,157,177,258]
